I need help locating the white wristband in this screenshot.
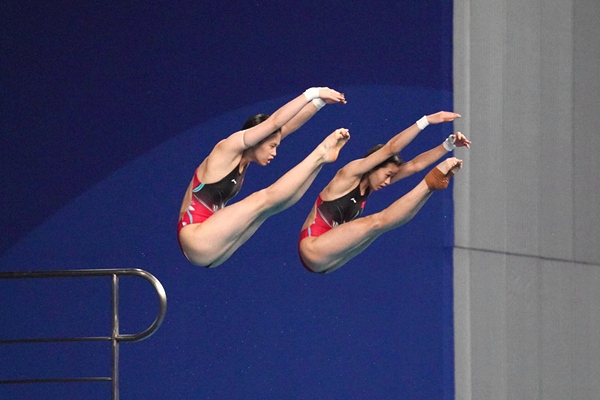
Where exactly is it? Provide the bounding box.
[443,134,456,151]
[416,115,429,130]
[303,87,320,101]
[312,98,326,110]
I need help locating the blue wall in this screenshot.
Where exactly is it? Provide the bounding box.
[1,2,454,399]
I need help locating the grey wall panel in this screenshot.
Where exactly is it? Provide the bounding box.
[539,0,574,260]
[571,263,600,399]
[465,249,509,400]
[454,0,582,261]
[503,0,542,256]
[573,0,600,264]
[452,0,472,250]
[455,249,600,399]
[454,0,600,397]
[455,0,509,253]
[538,260,575,399]
[505,255,541,399]
[453,248,472,400]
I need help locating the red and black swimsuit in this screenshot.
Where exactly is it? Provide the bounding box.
[299,184,370,239]
[178,163,247,233]
[298,184,370,272]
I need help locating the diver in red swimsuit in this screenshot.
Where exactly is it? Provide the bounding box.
[178,162,248,232]
[178,87,349,268]
[298,111,471,274]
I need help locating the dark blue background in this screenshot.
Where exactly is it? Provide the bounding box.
[1,2,455,399]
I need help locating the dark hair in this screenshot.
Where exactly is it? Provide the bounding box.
[241,114,282,147]
[242,113,270,130]
[364,144,403,171]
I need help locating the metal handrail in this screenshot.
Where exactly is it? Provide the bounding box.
[0,268,167,400]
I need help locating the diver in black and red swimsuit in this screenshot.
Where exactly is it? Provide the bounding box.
[298,111,471,274]
[178,162,247,230]
[177,87,348,268]
[300,183,370,240]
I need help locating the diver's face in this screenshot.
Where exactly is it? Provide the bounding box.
[253,131,281,166]
[368,163,400,191]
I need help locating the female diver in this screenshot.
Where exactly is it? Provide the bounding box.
[178,87,348,268]
[298,111,471,273]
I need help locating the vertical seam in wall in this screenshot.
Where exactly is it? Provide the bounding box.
[569,0,576,391]
[501,0,509,396]
[569,0,576,376]
[463,1,472,397]
[537,0,543,260]
[536,258,543,398]
[569,262,575,395]
[502,0,508,256]
[570,0,576,270]
[536,0,544,380]
[454,0,472,398]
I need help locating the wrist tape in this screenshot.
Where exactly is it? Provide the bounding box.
[312,98,326,109]
[303,87,320,101]
[443,134,456,151]
[416,115,429,130]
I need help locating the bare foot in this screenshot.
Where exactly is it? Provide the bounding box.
[436,157,463,175]
[319,128,350,163]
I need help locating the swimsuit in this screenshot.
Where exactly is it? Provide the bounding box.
[298,184,370,271]
[178,162,247,234]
